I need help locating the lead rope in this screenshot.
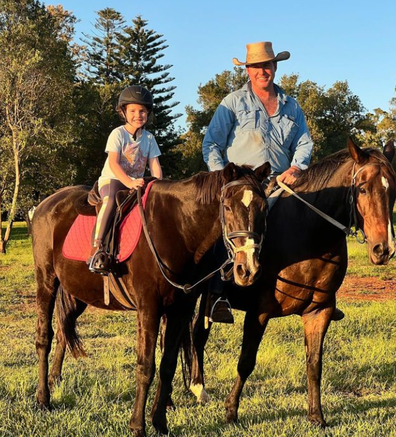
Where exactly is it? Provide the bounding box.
[276,180,352,236]
[137,187,233,294]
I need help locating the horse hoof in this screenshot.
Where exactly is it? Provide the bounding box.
[36,391,51,410]
[225,409,238,424]
[308,416,327,428]
[130,429,146,437]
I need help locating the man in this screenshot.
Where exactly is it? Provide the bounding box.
[202,41,344,323]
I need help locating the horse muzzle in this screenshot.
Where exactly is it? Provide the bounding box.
[369,240,395,265]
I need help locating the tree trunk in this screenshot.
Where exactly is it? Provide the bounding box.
[2,129,21,253]
[0,192,5,254]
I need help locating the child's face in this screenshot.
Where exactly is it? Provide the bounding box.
[124,103,148,130]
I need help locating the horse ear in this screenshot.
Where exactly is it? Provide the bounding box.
[222,162,240,182]
[383,140,395,163]
[254,162,271,182]
[348,137,365,164]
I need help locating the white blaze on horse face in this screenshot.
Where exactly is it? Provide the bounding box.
[241,189,253,208]
[382,176,389,191]
[245,236,256,269]
[388,220,395,252]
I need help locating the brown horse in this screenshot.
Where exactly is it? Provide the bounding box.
[32,162,270,437]
[189,138,396,427]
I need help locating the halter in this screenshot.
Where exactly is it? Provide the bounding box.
[347,161,384,243]
[276,159,387,244]
[220,180,265,261]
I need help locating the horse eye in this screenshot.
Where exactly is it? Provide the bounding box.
[358,187,367,195]
[224,205,232,212]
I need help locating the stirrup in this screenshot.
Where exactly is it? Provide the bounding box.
[209,297,234,324]
[88,249,111,275]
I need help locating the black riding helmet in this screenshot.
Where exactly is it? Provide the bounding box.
[117,85,153,114]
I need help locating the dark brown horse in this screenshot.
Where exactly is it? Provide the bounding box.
[32,162,270,437]
[189,139,396,427]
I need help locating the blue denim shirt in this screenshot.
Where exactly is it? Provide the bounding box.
[202,82,313,175]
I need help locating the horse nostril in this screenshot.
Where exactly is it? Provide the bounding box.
[236,264,249,279]
[373,243,387,257]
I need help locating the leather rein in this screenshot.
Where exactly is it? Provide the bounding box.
[137,180,265,294]
[277,161,385,244]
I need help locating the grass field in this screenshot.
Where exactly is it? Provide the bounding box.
[1,224,396,436]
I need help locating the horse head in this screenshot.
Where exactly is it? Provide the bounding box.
[348,137,396,265]
[220,162,271,286]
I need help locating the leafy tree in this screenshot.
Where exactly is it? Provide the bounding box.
[0,0,77,252]
[280,75,366,160]
[176,67,247,176]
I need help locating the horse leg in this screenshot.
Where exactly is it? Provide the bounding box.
[35,270,59,409]
[302,308,332,427]
[129,308,161,437]
[49,295,87,391]
[225,311,268,423]
[151,298,196,436]
[190,293,211,404]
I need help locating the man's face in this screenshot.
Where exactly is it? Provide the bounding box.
[246,61,277,91]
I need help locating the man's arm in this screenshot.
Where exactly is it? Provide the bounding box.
[202,102,236,171]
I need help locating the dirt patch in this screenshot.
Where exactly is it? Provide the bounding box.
[338,275,396,301]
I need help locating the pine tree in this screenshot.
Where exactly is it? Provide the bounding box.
[82,8,125,84]
[119,15,182,177]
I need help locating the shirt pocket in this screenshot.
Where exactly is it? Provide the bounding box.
[278,115,299,148]
[236,109,258,131]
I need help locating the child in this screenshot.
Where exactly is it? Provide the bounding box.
[89,85,163,273]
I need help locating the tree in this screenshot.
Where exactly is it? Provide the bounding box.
[82,8,125,84]
[0,0,78,252]
[280,75,366,160]
[176,68,247,176]
[79,12,182,180]
[119,15,182,177]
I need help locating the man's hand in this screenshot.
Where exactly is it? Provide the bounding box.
[276,166,301,185]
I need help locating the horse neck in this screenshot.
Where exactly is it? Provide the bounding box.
[150,180,222,252]
[294,160,353,225]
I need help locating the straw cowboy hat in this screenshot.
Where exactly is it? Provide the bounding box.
[233,41,290,66]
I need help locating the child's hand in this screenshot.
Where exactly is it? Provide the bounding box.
[128,178,145,190]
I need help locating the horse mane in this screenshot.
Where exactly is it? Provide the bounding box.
[292,147,379,191]
[192,165,264,204]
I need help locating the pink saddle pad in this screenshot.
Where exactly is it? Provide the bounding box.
[62,181,155,263]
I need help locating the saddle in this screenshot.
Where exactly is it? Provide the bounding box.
[73,178,156,273]
[69,178,156,309]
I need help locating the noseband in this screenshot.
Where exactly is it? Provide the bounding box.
[220,180,266,260]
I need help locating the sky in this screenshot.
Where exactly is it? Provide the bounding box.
[44,0,396,130]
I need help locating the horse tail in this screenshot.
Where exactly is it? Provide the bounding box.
[159,315,193,390]
[180,320,193,390]
[55,284,86,359]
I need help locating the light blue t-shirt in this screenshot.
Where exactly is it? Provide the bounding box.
[100,126,161,181]
[202,83,313,175]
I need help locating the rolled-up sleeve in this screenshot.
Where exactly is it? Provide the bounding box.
[202,100,236,171]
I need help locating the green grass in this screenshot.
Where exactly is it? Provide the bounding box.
[2,225,396,436]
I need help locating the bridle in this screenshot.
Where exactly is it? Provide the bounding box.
[137,179,266,294]
[220,180,265,261]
